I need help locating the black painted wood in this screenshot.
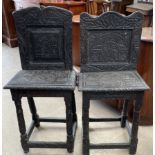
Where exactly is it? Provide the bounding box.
[27,97,40,127]
[11,93,29,153]
[81,91,146,155]
[4,70,76,90]
[129,93,144,154]
[79,11,149,155]
[126,120,131,137]
[4,6,77,153]
[80,11,144,72]
[9,89,77,153]
[71,91,77,122]
[82,94,90,155]
[90,143,130,149]
[79,71,149,91]
[28,141,67,148]
[72,122,77,138]
[39,117,66,123]
[27,121,35,139]
[121,100,129,128]
[89,117,121,122]
[12,6,73,70]
[65,94,74,153]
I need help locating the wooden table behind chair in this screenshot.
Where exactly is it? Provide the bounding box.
[137,27,153,125]
[40,0,86,15]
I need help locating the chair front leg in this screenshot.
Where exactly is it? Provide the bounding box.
[82,93,90,155]
[27,97,40,127]
[129,92,144,154]
[11,91,29,153]
[65,93,74,153]
[121,100,129,128]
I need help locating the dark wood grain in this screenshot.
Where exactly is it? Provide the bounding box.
[72,15,80,66]
[40,0,86,15]
[2,0,18,47]
[110,0,133,14]
[137,28,153,125]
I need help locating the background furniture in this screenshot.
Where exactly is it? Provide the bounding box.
[94,0,111,15]
[86,0,96,15]
[72,15,81,66]
[137,27,153,125]
[4,7,77,153]
[2,0,18,47]
[89,0,134,15]
[13,0,40,10]
[102,1,111,12]
[126,2,153,26]
[79,12,149,155]
[111,0,133,14]
[40,0,86,15]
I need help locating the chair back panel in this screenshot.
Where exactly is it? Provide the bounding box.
[80,12,143,72]
[13,6,73,70]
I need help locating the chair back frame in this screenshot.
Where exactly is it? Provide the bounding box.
[80,11,143,72]
[13,6,73,70]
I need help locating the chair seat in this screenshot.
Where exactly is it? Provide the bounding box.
[78,71,149,92]
[4,70,76,90]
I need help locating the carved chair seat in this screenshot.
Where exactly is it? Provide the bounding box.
[4,6,77,154]
[5,70,76,90]
[79,71,148,91]
[79,12,149,155]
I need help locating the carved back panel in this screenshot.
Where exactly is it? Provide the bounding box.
[80,12,143,72]
[13,6,73,70]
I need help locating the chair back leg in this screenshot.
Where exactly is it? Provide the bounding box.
[121,100,129,128]
[72,92,77,122]
[27,97,40,127]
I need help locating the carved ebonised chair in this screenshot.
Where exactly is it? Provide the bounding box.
[4,6,77,153]
[79,12,149,155]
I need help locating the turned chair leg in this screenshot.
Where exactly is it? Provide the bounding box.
[121,100,129,128]
[82,93,90,155]
[71,92,77,123]
[27,97,40,127]
[65,93,74,153]
[12,94,29,153]
[129,93,143,154]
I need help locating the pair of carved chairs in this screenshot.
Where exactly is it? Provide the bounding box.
[4,6,149,155]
